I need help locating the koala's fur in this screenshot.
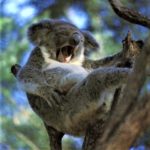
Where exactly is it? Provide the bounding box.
[16,19,131,136]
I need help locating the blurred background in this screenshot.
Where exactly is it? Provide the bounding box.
[0,0,150,150]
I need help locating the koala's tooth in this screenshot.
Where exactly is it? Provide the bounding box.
[65,55,72,63]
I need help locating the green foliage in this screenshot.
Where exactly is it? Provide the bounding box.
[1,110,49,149]
[1,0,149,149]
[0,17,28,85]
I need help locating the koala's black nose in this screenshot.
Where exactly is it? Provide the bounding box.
[70,33,81,46]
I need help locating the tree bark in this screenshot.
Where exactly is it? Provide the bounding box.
[95,36,150,150]
[83,0,150,149]
[108,0,150,28]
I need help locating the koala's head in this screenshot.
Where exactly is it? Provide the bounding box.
[28,19,99,64]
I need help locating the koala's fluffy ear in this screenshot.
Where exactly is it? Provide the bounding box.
[82,30,100,52]
[27,19,54,46]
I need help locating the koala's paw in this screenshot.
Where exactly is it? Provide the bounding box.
[11,64,21,77]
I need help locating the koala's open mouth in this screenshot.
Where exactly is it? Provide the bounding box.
[56,46,75,63]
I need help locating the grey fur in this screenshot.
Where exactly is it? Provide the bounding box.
[16,19,131,136]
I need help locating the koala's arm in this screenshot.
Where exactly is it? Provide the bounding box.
[83,52,123,69]
[16,48,60,106]
[17,47,47,90]
[83,37,144,69]
[17,67,61,107]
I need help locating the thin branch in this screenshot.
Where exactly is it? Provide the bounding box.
[108,0,150,28]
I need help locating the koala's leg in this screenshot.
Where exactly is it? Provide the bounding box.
[44,124,64,150]
[65,67,130,121]
[84,67,130,93]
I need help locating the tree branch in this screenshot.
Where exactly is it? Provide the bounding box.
[100,35,150,142]
[108,0,150,28]
[99,93,150,150]
[95,36,150,150]
[84,1,150,148]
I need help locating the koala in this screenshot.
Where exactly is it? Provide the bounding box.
[14,19,133,148]
[15,19,131,134]
[17,19,91,106]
